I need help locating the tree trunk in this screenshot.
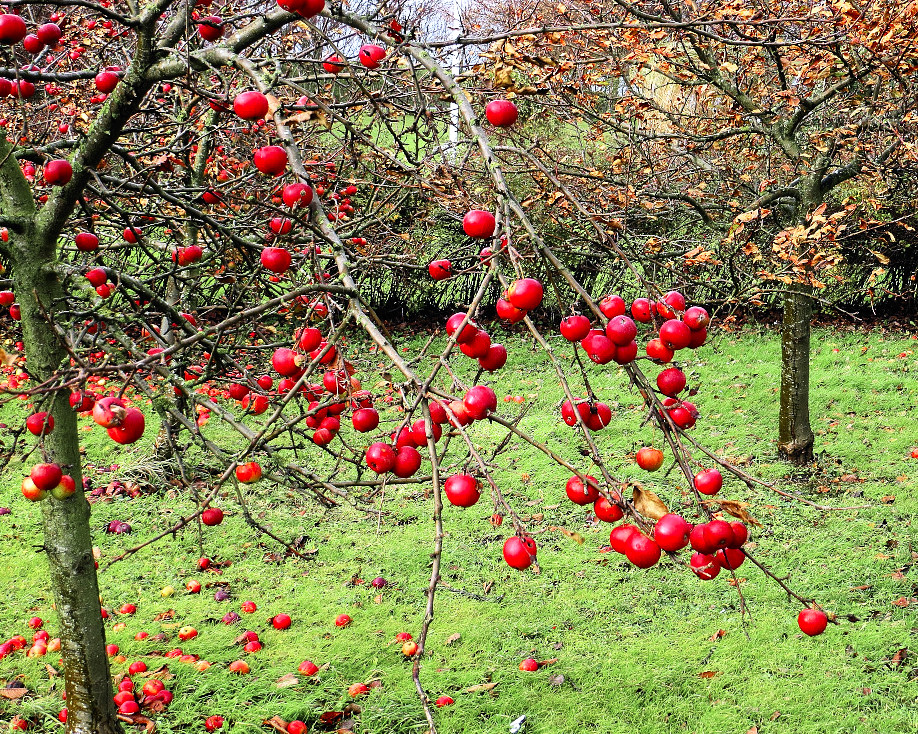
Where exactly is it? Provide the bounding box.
[11,235,122,734]
[777,285,815,464]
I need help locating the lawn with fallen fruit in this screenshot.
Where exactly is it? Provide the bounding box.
[1,324,917,734]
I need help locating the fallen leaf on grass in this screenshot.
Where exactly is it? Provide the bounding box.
[463,681,499,693]
[889,648,909,667]
[745,727,758,734]
[892,597,916,607]
[709,629,727,641]
[45,664,58,677]
[881,496,896,504]
[557,527,584,545]
[117,713,155,733]
[276,673,299,688]
[537,658,558,667]
[698,671,720,678]
[262,715,288,734]
[1,682,27,699]
[152,610,175,622]
[548,674,565,686]
[445,633,461,646]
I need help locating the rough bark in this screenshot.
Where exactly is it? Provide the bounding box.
[778,285,815,464]
[1,130,122,732]
[11,239,122,734]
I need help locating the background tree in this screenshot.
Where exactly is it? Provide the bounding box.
[461,0,918,462]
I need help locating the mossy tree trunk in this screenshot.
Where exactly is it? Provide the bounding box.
[1,138,121,733]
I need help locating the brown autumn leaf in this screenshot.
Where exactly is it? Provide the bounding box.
[880,496,895,504]
[262,716,288,734]
[559,527,585,545]
[276,673,299,688]
[709,629,727,641]
[45,664,59,677]
[746,727,759,734]
[117,713,155,733]
[264,94,282,116]
[548,673,565,686]
[889,648,908,667]
[1,682,28,700]
[319,712,343,726]
[463,681,499,693]
[632,486,668,520]
[445,633,461,646]
[891,597,915,607]
[698,670,720,678]
[537,658,558,666]
[714,499,762,526]
[0,347,19,367]
[152,610,175,622]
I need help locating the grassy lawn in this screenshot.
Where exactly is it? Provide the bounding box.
[1,324,916,733]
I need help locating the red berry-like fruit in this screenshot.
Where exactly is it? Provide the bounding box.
[202,507,224,526]
[656,367,686,397]
[560,315,591,342]
[565,475,599,506]
[359,44,386,68]
[594,495,624,523]
[233,90,269,120]
[485,99,518,127]
[463,210,496,238]
[435,695,455,707]
[26,412,54,436]
[479,343,508,372]
[463,385,497,420]
[635,447,664,471]
[518,658,538,672]
[335,613,352,627]
[507,278,543,310]
[599,294,627,318]
[715,547,745,570]
[44,160,73,186]
[704,520,734,550]
[428,259,452,280]
[610,524,639,554]
[445,312,478,344]
[323,55,345,74]
[605,315,637,346]
[625,533,661,568]
[298,660,319,676]
[689,552,720,580]
[631,298,653,323]
[503,536,537,570]
[693,468,723,496]
[653,513,691,552]
[659,319,692,350]
[366,442,396,473]
[444,474,481,507]
[261,247,291,273]
[253,146,287,176]
[272,613,291,630]
[684,306,710,330]
[107,408,145,444]
[797,608,828,636]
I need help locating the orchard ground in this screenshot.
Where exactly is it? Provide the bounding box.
[1,323,917,734]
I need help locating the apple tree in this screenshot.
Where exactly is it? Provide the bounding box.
[0,1,864,731]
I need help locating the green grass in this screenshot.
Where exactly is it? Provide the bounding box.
[1,325,917,733]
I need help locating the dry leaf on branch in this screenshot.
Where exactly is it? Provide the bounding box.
[632,486,669,520]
